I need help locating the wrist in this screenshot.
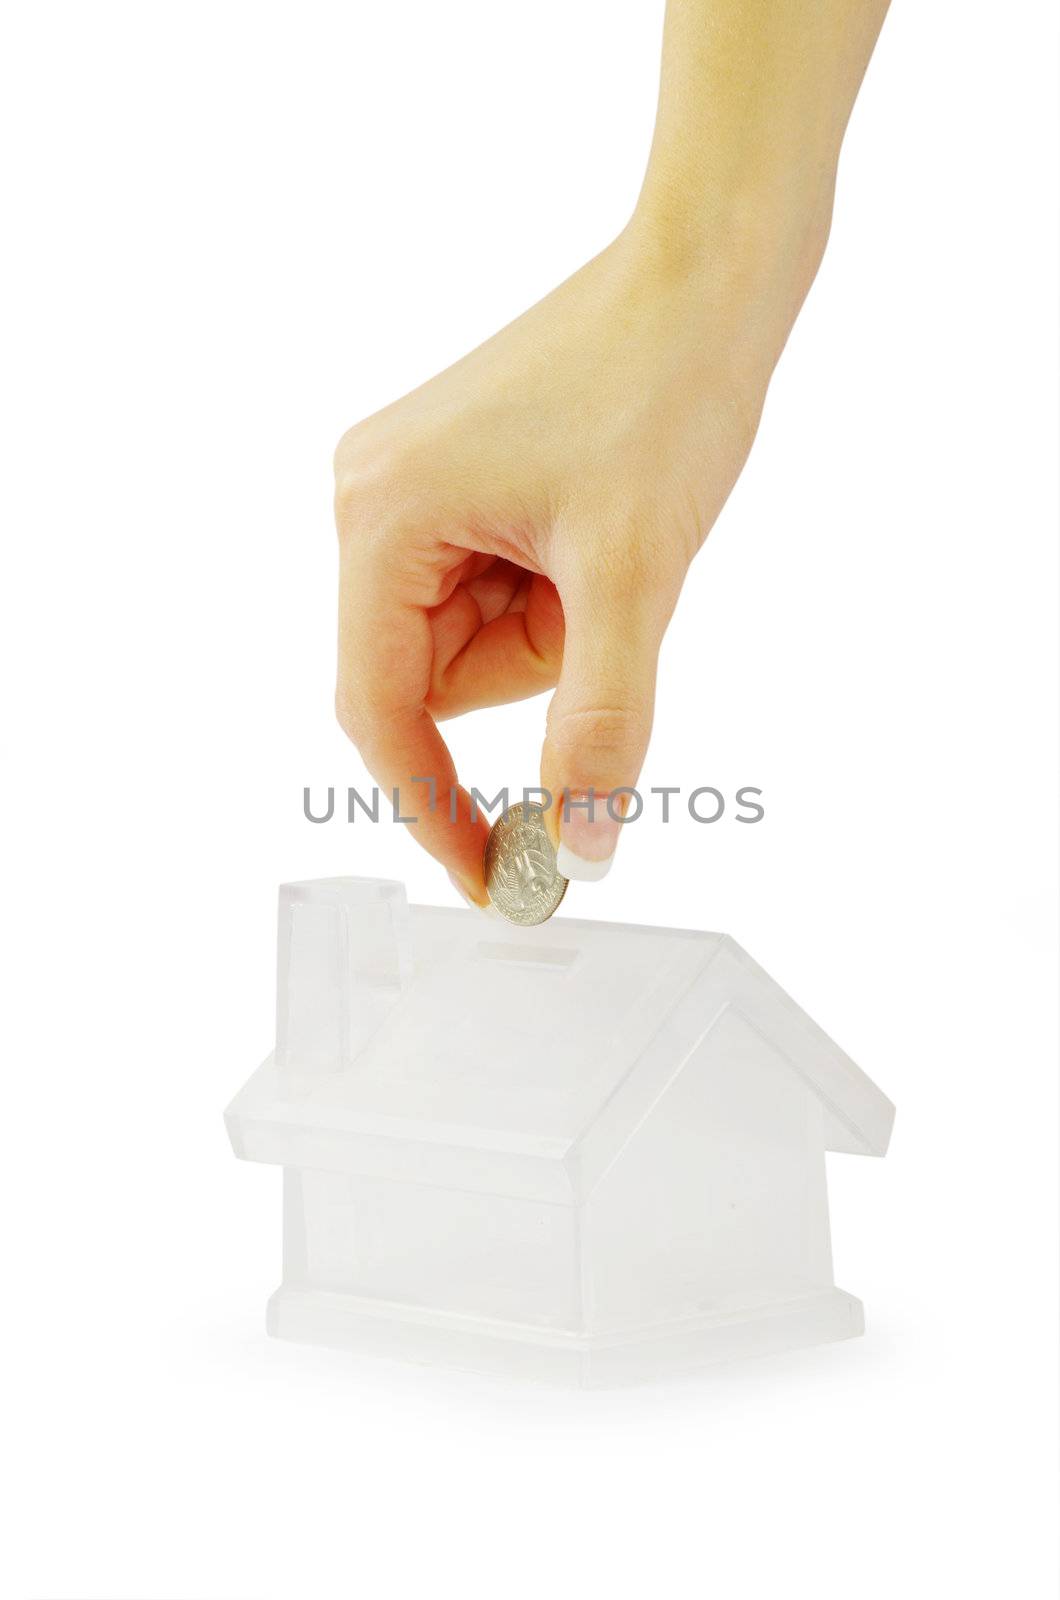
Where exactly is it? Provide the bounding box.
[633,148,836,273]
[622,0,889,370]
[621,164,836,379]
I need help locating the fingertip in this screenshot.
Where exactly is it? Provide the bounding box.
[556,841,614,882]
[447,870,500,916]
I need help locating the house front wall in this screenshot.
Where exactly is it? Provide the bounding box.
[282,1167,582,1331]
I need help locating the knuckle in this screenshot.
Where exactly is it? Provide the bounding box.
[599,536,654,587]
[336,682,396,761]
[335,686,367,745]
[567,525,679,612]
[334,689,357,742]
[546,702,648,764]
[333,423,430,541]
[333,428,387,525]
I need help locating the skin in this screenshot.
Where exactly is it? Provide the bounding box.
[335,0,891,904]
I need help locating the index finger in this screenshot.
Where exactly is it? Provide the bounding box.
[336,538,491,902]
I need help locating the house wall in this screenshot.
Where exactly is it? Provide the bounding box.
[581,1005,835,1333]
[278,1007,835,1340]
[283,1167,581,1331]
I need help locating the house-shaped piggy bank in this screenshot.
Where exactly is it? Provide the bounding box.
[226,878,894,1386]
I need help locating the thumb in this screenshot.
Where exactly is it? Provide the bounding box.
[541,562,672,882]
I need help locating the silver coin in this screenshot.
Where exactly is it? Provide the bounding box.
[483,802,569,926]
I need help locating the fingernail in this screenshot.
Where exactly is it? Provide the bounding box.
[556,790,624,883]
[448,871,500,916]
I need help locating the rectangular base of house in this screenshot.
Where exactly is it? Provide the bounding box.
[265,1284,864,1388]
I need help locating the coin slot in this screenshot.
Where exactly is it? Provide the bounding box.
[474,941,579,972]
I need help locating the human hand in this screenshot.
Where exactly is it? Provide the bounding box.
[333,225,783,904]
[334,0,886,906]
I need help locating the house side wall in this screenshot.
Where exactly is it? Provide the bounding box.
[582,1006,834,1334]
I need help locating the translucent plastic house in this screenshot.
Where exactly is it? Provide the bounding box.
[226,878,894,1386]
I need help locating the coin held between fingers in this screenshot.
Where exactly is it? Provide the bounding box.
[483,802,569,926]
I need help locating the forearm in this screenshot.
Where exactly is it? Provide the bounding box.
[632,0,890,362]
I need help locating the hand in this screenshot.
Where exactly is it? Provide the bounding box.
[334,0,888,905]
[334,225,783,903]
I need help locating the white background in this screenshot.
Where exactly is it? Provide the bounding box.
[3,2,1058,1596]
